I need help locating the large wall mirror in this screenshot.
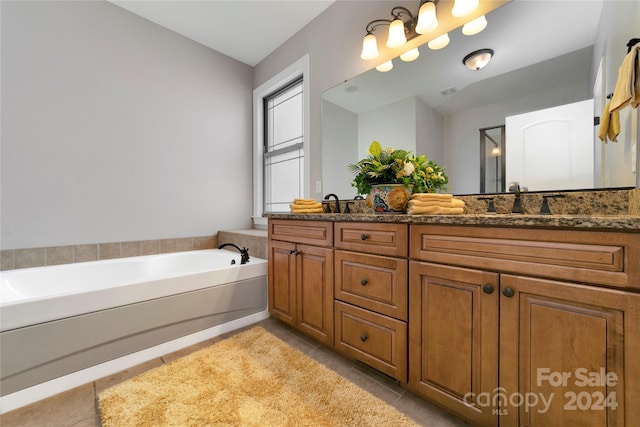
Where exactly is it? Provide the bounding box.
[321,0,639,198]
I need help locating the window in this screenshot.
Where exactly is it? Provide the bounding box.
[253,55,309,228]
[263,77,304,213]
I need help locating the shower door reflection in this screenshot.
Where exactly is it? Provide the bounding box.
[480,125,506,193]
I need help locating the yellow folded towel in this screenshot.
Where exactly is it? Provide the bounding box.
[292,198,318,205]
[610,45,640,112]
[408,199,465,209]
[407,206,464,215]
[411,193,453,201]
[407,195,465,215]
[290,207,324,213]
[598,101,620,143]
[290,199,323,214]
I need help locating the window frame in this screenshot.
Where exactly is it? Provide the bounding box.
[252,55,310,228]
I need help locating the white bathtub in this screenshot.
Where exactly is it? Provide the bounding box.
[0,249,268,412]
[1,249,266,332]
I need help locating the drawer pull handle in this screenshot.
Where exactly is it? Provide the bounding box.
[360,279,368,286]
[482,284,494,294]
[360,333,368,342]
[502,287,515,298]
[360,234,368,240]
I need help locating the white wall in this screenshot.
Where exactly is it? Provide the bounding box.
[358,97,416,157]
[1,1,253,249]
[321,101,358,199]
[416,97,444,166]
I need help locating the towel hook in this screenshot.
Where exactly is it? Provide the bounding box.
[627,38,640,53]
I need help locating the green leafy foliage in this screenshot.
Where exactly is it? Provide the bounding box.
[348,141,448,195]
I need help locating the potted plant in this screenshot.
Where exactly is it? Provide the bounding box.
[348,141,448,213]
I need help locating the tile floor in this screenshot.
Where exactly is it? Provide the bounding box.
[0,318,470,427]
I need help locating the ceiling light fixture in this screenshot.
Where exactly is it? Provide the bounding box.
[463,48,494,70]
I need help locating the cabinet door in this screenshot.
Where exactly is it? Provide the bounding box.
[409,262,499,427]
[500,275,640,427]
[296,244,334,346]
[268,240,296,326]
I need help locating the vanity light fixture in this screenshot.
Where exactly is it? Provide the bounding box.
[400,48,420,62]
[376,60,394,72]
[360,0,490,72]
[452,0,479,17]
[463,48,493,70]
[428,33,450,50]
[462,15,487,35]
[360,0,440,60]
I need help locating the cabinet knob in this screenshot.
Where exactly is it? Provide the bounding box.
[288,249,300,255]
[360,234,368,240]
[360,279,368,286]
[482,284,494,294]
[360,333,368,342]
[502,287,515,298]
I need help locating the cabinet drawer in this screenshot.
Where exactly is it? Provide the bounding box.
[269,219,333,247]
[410,225,640,290]
[335,250,407,320]
[334,301,407,382]
[334,222,408,257]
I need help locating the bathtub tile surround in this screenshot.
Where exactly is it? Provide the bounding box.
[74,244,99,263]
[218,229,268,260]
[0,234,219,271]
[13,248,46,270]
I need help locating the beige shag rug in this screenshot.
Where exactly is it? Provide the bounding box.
[98,326,419,426]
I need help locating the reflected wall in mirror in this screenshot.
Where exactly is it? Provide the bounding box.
[322,0,639,198]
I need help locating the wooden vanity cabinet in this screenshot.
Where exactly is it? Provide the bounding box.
[333,222,409,381]
[410,225,640,427]
[268,219,334,346]
[409,261,499,427]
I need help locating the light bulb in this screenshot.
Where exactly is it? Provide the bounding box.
[386,19,407,48]
[462,15,487,36]
[452,0,479,18]
[427,33,450,50]
[376,60,393,72]
[400,48,420,62]
[360,34,379,60]
[415,1,438,34]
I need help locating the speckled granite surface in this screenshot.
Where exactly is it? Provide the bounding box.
[267,212,640,230]
[271,188,640,231]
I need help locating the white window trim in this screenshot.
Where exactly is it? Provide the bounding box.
[252,54,310,229]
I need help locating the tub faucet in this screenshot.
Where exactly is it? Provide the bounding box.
[323,193,340,213]
[218,243,250,264]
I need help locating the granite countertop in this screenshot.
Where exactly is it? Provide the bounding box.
[266,213,640,231]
